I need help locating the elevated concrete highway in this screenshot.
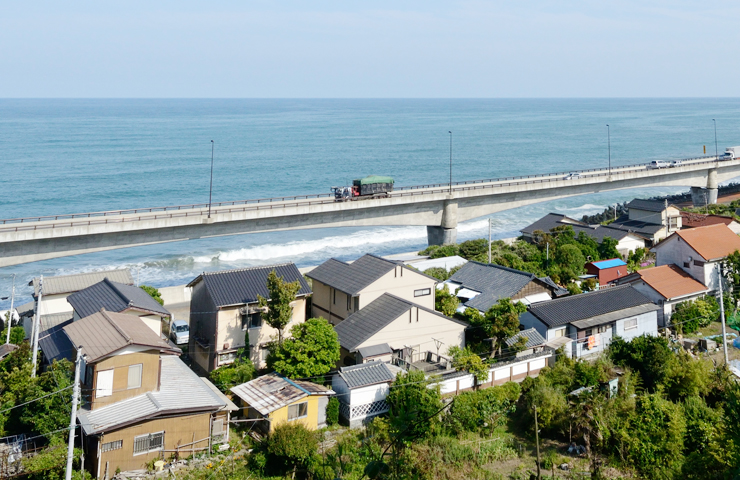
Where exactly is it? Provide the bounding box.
[2,155,740,267]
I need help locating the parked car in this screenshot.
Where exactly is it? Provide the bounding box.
[670,160,685,167]
[648,160,670,169]
[563,172,581,180]
[170,319,189,345]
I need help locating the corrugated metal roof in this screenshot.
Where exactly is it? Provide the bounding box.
[528,285,654,328]
[78,355,225,435]
[357,343,393,358]
[67,279,170,319]
[64,310,178,362]
[306,254,398,295]
[589,258,628,270]
[338,361,396,389]
[187,263,311,307]
[30,269,133,297]
[505,328,545,349]
[230,374,332,416]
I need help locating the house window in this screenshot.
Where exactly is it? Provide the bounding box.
[347,294,351,311]
[241,311,263,330]
[127,364,142,389]
[260,347,270,362]
[96,369,114,398]
[354,297,359,312]
[554,328,565,338]
[624,318,638,330]
[219,352,237,365]
[683,262,690,268]
[288,402,308,420]
[414,288,431,297]
[694,260,705,267]
[101,440,122,453]
[133,432,164,456]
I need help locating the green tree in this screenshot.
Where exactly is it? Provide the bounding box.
[422,267,451,281]
[554,243,586,282]
[258,270,301,344]
[267,317,340,378]
[575,231,601,262]
[140,285,164,306]
[209,352,255,392]
[386,370,442,439]
[474,298,527,357]
[671,295,719,334]
[265,423,318,476]
[609,334,675,392]
[597,236,621,260]
[447,346,488,382]
[435,284,459,317]
[458,238,489,260]
[566,282,582,295]
[0,327,25,345]
[445,383,518,435]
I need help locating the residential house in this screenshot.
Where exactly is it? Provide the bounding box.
[584,258,629,285]
[56,310,231,478]
[407,255,468,273]
[331,361,399,428]
[680,212,740,234]
[444,261,567,314]
[617,264,710,326]
[519,285,659,358]
[187,263,311,372]
[505,328,546,358]
[652,224,740,291]
[334,293,467,366]
[306,254,438,324]
[230,374,334,434]
[67,278,171,336]
[520,213,646,256]
[607,199,682,244]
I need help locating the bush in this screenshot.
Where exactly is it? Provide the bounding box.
[445,384,517,435]
[423,267,451,281]
[0,327,25,346]
[435,285,459,317]
[387,369,442,439]
[671,295,719,334]
[326,397,340,426]
[209,354,255,392]
[265,423,318,474]
[140,285,164,306]
[566,282,582,295]
[458,239,489,260]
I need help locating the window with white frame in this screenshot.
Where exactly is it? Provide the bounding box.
[133,432,164,456]
[127,364,142,389]
[219,352,237,365]
[101,440,122,452]
[288,402,308,420]
[96,369,114,398]
[554,328,566,338]
[414,288,431,297]
[624,318,638,330]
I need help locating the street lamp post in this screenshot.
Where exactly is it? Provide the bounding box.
[448,131,452,194]
[208,140,214,218]
[607,124,611,177]
[713,119,718,161]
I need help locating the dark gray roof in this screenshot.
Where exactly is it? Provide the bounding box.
[527,285,655,328]
[30,269,133,297]
[338,360,396,389]
[0,344,18,359]
[520,213,587,236]
[334,293,464,352]
[626,199,671,213]
[16,301,35,318]
[187,263,311,307]
[608,216,664,236]
[307,254,425,295]
[537,277,569,297]
[506,328,545,348]
[357,343,393,358]
[449,262,555,312]
[67,278,171,319]
[38,320,75,364]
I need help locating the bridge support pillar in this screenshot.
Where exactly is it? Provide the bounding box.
[427,197,458,246]
[707,168,718,204]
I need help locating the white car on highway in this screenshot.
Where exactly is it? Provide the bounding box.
[648,160,670,169]
[563,172,581,180]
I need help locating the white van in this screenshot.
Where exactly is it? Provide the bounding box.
[170,320,189,345]
[649,160,670,169]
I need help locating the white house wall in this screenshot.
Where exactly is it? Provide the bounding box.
[41,294,74,316]
[655,236,712,287]
[349,383,390,406]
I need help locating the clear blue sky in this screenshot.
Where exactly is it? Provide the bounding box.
[1,1,738,98]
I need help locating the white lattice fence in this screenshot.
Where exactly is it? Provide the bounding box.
[349,400,389,420]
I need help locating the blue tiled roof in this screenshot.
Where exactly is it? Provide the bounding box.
[590,259,627,270]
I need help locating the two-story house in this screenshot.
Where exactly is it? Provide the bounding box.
[187,263,312,372]
[652,223,740,292]
[519,285,659,359]
[67,278,171,336]
[56,310,231,478]
[306,254,438,324]
[608,199,682,244]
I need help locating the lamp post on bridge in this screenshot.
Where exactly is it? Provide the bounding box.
[448,131,453,194]
[208,140,214,219]
[607,124,611,178]
[713,119,718,161]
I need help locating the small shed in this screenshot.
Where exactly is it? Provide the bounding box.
[585,258,628,285]
[331,361,400,428]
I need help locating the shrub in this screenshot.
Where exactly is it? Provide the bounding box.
[458,239,489,260]
[265,423,318,474]
[423,267,451,281]
[386,369,442,439]
[209,354,255,392]
[140,285,164,306]
[326,397,340,426]
[0,327,25,346]
[671,295,719,334]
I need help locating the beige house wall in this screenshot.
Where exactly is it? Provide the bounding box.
[358,266,436,311]
[356,306,465,355]
[311,280,355,325]
[88,351,161,410]
[38,293,73,316]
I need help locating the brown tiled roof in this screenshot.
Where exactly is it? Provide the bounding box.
[673,224,740,261]
[680,212,735,229]
[63,309,178,362]
[633,265,709,300]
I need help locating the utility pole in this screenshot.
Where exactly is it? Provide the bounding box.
[31,276,43,377]
[718,265,729,364]
[606,124,611,178]
[664,199,669,232]
[488,218,492,264]
[65,347,82,480]
[448,131,453,194]
[6,274,15,345]
[713,119,718,161]
[534,405,541,480]
[208,140,215,219]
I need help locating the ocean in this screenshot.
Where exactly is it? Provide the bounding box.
[2,98,740,306]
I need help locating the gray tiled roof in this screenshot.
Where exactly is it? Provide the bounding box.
[520,213,634,243]
[338,360,396,389]
[64,310,179,362]
[306,254,398,295]
[187,263,311,307]
[506,328,546,348]
[527,285,654,328]
[449,262,559,312]
[67,279,171,319]
[608,216,664,236]
[30,269,133,297]
[230,373,333,416]
[626,199,671,213]
[78,355,225,435]
[537,277,569,297]
[15,301,35,318]
[357,343,393,358]
[334,293,464,352]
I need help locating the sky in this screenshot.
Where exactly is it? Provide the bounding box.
[1,1,739,98]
